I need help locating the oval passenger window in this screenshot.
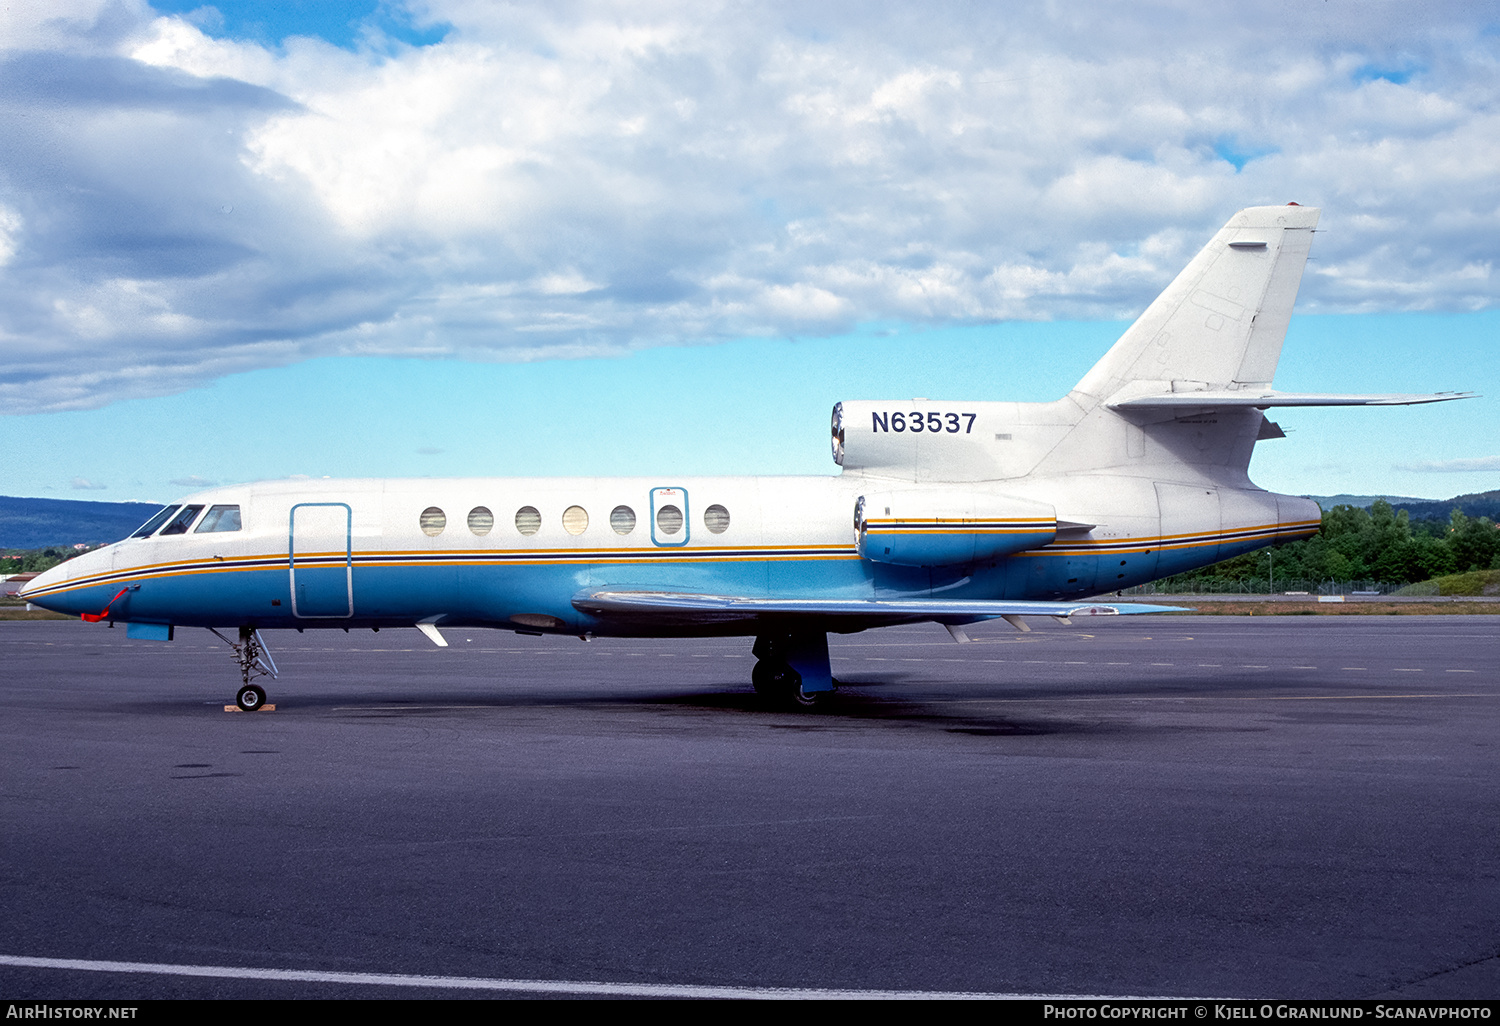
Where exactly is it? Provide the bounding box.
[467,506,494,536]
[610,505,636,535]
[562,505,589,535]
[420,507,446,537]
[515,506,542,536]
[704,504,730,534]
[656,504,684,535]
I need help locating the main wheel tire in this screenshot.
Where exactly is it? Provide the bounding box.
[752,660,824,709]
[236,684,266,712]
[786,682,823,709]
[751,658,791,695]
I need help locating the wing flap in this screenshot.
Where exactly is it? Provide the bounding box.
[574,589,1186,627]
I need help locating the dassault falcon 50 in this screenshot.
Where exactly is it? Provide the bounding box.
[21,205,1469,709]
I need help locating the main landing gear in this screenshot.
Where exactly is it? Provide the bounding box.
[209,626,279,711]
[751,632,835,709]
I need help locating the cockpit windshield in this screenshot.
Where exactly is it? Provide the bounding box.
[195,505,242,533]
[158,505,205,536]
[130,506,180,538]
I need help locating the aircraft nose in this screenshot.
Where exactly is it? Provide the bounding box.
[18,549,105,615]
[17,562,69,607]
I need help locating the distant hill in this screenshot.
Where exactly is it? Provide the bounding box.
[0,496,163,549]
[1304,494,1433,509]
[1304,491,1500,522]
[1387,490,1500,523]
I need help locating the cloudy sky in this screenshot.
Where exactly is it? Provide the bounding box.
[1,0,1496,502]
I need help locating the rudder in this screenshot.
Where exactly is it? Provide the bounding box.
[1074,204,1320,403]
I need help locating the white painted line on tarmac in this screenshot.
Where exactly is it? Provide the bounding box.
[933,693,1487,706]
[0,953,1149,1000]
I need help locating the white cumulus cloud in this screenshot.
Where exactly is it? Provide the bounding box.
[1396,456,1500,473]
[1,0,1499,414]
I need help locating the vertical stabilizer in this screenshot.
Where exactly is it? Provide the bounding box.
[1074,205,1320,403]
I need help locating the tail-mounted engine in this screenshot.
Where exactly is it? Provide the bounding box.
[855,490,1057,567]
[831,400,1075,482]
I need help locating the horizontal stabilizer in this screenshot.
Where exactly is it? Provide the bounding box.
[575,589,1186,626]
[1108,390,1475,411]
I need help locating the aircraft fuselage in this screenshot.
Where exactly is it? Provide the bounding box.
[22,471,1318,637]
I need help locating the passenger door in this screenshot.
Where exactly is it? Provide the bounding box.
[289,503,353,618]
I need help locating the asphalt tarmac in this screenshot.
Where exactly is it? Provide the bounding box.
[2,615,1497,1000]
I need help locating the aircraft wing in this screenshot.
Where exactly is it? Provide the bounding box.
[573,589,1187,627]
[1109,390,1475,411]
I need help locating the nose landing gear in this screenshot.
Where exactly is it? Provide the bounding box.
[209,626,278,711]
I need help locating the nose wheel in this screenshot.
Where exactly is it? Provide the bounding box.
[236,684,267,712]
[209,626,279,711]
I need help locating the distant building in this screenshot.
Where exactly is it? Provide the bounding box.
[1,572,40,597]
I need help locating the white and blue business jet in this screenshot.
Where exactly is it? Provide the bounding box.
[21,205,1469,710]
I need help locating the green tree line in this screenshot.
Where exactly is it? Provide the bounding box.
[1161,500,1500,590]
[1,547,86,577]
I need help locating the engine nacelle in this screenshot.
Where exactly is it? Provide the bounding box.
[831,400,1080,482]
[855,490,1057,567]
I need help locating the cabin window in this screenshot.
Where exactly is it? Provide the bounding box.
[656,504,684,535]
[515,506,542,536]
[610,505,636,535]
[420,507,446,536]
[158,505,205,536]
[562,505,589,535]
[467,506,494,536]
[195,505,242,533]
[131,506,180,538]
[704,504,730,534]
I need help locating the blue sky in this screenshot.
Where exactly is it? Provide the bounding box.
[4,312,1493,503]
[1,1,1497,502]
[149,0,448,49]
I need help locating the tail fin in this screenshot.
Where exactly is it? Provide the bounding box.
[833,206,1323,485]
[1074,204,1320,403]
